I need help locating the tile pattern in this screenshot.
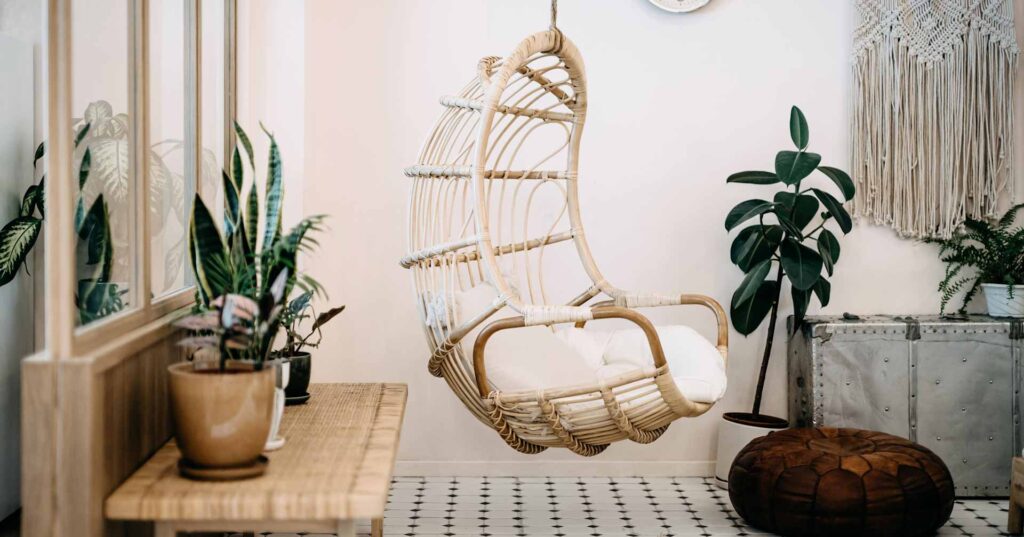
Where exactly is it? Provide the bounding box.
[244,476,1015,536]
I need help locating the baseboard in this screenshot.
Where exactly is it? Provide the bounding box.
[394,460,715,477]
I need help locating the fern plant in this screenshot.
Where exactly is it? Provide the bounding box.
[928,204,1024,314]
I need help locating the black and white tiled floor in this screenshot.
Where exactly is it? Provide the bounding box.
[256,476,1015,536]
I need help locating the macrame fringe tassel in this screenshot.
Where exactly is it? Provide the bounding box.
[853,17,1018,238]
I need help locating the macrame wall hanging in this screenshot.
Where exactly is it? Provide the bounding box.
[852,0,1019,238]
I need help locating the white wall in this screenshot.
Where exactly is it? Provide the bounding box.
[0,0,43,516]
[286,0,1024,475]
[237,0,305,230]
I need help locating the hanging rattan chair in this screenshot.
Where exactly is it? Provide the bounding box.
[400,27,729,456]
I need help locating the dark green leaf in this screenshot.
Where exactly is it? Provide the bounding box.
[725,199,774,231]
[222,169,239,230]
[0,217,42,286]
[775,150,821,185]
[818,166,856,201]
[233,121,255,170]
[78,196,111,268]
[810,188,852,233]
[262,126,283,249]
[78,148,92,189]
[232,147,244,193]
[74,198,85,233]
[812,278,831,307]
[734,260,772,307]
[245,186,259,254]
[21,184,43,218]
[33,142,45,168]
[189,195,233,300]
[35,177,45,217]
[789,106,809,150]
[74,122,91,147]
[791,287,811,328]
[774,192,819,231]
[288,291,313,315]
[780,238,822,291]
[776,214,804,239]
[817,229,840,276]
[730,225,783,271]
[997,203,1024,229]
[730,281,778,336]
[727,171,779,185]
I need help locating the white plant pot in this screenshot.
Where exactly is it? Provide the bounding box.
[714,413,788,489]
[982,284,1024,317]
[264,361,290,451]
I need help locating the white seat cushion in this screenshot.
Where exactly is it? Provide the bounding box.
[453,283,726,403]
[454,283,598,392]
[556,325,727,404]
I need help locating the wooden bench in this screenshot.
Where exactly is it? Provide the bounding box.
[105,383,407,537]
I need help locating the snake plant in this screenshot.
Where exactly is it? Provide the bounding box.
[186,122,325,367]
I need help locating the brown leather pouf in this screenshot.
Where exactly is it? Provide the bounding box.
[728,428,954,537]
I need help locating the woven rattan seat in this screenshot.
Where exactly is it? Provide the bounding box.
[400,29,729,456]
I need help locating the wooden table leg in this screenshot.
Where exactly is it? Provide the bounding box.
[336,519,356,537]
[154,522,176,537]
[1011,501,1023,535]
[372,517,384,537]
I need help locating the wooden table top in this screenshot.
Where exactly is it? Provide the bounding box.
[105,383,408,522]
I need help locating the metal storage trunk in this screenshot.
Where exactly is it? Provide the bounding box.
[788,315,1023,497]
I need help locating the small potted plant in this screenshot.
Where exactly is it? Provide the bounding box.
[717,106,855,488]
[929,204,1024,317]
[277,291,345,404]
[170,275,287,478]
[169,123,325,479]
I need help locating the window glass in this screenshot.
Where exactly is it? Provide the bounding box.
[72,0,135,325]
[148,0,190,297]
[200,0,227,225]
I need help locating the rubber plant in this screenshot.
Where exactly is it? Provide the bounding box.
[181,122,326,370]
[0,122,125,323]
[725,106,855,419]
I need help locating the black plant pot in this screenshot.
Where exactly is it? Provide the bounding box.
[283,352,311,404]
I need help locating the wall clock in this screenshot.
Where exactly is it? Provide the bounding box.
[648,0,711,13]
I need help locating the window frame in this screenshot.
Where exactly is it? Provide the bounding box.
[45,0,237,357]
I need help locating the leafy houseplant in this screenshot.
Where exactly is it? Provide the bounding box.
[169,123,325,477]
[928,204,1024,317]
[276,291,345,401]
[724,106,856,419]
[0,100,188,324]
[0,121,126,324]
[714,107,856,488]
[184,122,326,369]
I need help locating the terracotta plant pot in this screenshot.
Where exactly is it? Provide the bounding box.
[714,412,788,489]
[167,362,275,468]
[283,352,311,400]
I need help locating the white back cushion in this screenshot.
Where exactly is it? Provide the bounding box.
[454,283,598,392]
[557,325,727,404]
